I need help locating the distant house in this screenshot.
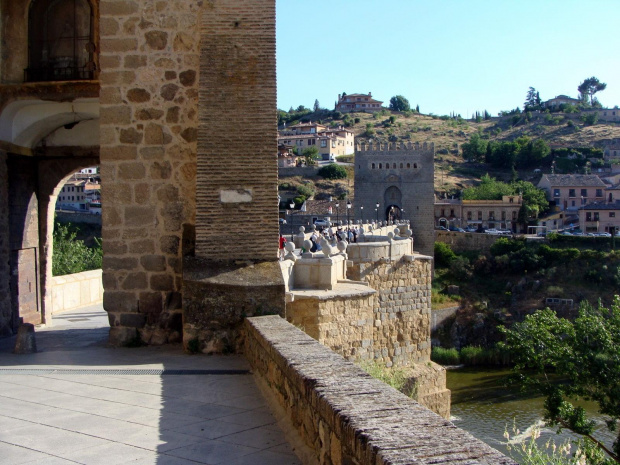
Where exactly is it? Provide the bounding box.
[278,121,354,160]
[335,92,383,113]
[434,195,522,231]
[277,144,297,168]
[578,200,620,234]
[56,179,89,212]
[543,95,581,109]
[537,174,607,211]
[604,139,620,162]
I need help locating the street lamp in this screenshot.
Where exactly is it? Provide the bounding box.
[335,200,340,227]
[401,208,405,222]
[375,201,380,224]
[360,205,364,223]
[346,200,351,232]
[289,200,295,243]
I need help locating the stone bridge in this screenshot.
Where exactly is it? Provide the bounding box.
[0,1,514,462]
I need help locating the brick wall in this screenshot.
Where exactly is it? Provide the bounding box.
[354,143,435,257]
[0,150,11,336]
[195,0,278,261]
[99,0,201,344]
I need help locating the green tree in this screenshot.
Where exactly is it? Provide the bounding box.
[313,99,320,112]
[302,146,320,166]
[499,298,620,461]
[578,77,607,106]
[461,133,487,162]
[52,223,102,276]
[389,95,411,112]
[318,163,347,180]
[524,86,541,111]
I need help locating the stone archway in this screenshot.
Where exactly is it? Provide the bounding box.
[383,186,402,221]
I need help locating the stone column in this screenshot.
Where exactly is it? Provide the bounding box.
[0,150,13,336]
[183,0,284,353]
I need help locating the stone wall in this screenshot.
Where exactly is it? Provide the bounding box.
[99,0,201,345]
[435,230,500,253]
[51,269,104,314]
[244,315,514,465]
[0,150,11,336]
[354,142,435,257]
[278,166,319,178]
[347,251,433,366]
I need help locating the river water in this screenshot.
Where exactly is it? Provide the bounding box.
[447,368,616,459]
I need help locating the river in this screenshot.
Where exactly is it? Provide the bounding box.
[447,367,616,460]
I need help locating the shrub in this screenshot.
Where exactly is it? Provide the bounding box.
[364,123,375,138]
[490,237,525,256]
[580,112,599,126]
[546,285,564,297]
[354,117,360,124]
[318,163,347,180]
[434,242,456,268]
[296,184,315,198]
[431,347,460,365]
[449,256,473,280]
[52,223,102,276]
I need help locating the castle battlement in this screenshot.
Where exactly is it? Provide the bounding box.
[356,141,435,152]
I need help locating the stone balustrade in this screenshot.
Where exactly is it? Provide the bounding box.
[51,269,103,314]
[244,315,515,465]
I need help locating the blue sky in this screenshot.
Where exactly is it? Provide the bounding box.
[276,1,620,117]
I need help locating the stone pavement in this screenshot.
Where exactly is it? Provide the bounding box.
[0,304,301,464]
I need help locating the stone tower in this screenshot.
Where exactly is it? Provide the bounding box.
[354,142,435,257]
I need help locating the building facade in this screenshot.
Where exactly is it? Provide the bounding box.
[578,201,620,234]
[335,92,383,113]
[278,122,354,160]
[434,196,523,231]
[538,174,607,211]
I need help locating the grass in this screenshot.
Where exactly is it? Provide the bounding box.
[359,361,416,397]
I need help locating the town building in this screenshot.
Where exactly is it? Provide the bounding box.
[278,121,354,161]
[543,95,582,109]
[537,174,607,211]
[604,139,620,162]
[277,144,297,168]
[434,196,522,231]
[335,92,383,113]
[578,200,620,234]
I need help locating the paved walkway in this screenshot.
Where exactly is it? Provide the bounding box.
[0,304,301,464]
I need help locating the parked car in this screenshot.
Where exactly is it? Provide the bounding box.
[314,218,331,228]
[449,227,466,232]
[435,226,449,231]
[279,218,287,224]
[464,226,478,233]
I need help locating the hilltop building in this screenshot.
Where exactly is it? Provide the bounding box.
[278,121,354,160]
[335,92,383,113]
[543,95,582,109]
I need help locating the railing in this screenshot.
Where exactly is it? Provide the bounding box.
[24,67,94,83]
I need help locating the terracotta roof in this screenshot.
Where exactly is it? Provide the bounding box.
[539,174,607,187]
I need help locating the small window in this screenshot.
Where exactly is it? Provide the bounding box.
[581,189,587,197]
[414,163,417,169]
[467,211,472,220]
[400,163,403,169]
[501,211,506,220]
[371,163,375,169]
[512,211,517,220]
[610,212,616,218]
[569,189,576,198]
[385,164,389,170]
[406,163,411,168]
[596,189,603,197]
[478,211,482,220]
[392,163,396,169]
[321,140,327,147]
[586,212,592,221]
[489,211,495,220]
[553,189,560,197]
[450,209,454,217]
[594,212,600,221]
[379,163,382,169]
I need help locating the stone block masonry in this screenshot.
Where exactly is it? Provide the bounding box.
[99,0,202,345]
[244,315,515,465]
[354,142,435,257]
[0,151,12,336]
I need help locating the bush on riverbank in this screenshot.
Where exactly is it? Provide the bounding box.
[432,345,510,366]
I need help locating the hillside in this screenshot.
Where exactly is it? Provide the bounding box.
[281,108,620,196]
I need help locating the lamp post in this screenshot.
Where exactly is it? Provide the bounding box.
[401,208,405,222]
[375,201,379,224]
[335,200,340,227]
[289,200,295,243]
[346,200,351,232]
[360,205,364,223]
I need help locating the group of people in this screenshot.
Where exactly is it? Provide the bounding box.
[279,226,364,259]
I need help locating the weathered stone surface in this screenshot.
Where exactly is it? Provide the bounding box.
[127,88,151,103]
[145,31,168,50]
[13,324,37,354]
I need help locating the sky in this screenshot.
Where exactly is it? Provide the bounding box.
[276,0,620,118]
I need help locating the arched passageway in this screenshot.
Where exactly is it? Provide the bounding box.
[0,98,99,335]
